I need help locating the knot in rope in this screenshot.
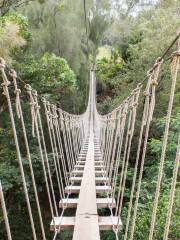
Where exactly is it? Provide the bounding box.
[46,102,53,129]
[0,58,11,97]
[129,97,135,110]
[9,69,21,119]
[143,57,162,125]
[51,104,58,127]
[25,84,38,137]
[153,57,163,67]
[0,58,6,69]
[41,96,47,104]
[171,50,180,77]
[151,79,158,86]
[150,57,163,87]
[57,109,64,130]
[121,101,129,118]
[171,50,180,57]
[1,81,11,96]
[9,69,17,78]
[32,90,40,109]
[143,90,151,97]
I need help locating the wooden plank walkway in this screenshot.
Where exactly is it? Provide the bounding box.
[50,71,122,239]
[72,129,100,240]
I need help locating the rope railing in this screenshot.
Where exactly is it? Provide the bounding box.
[95,32,180,240]
[0,30,180,240]
[0,58,87,239]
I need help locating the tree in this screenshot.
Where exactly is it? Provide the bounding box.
[0,0,31,16]
[0,13,31,61]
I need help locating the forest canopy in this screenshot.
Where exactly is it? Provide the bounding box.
[0,0,180,240]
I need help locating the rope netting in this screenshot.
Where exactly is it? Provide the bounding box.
[0,58,89,239]
[0,30,180,240]
[94,33,180,240]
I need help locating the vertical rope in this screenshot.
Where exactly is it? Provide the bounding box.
[115,99,132,217]
[0,58,37,240]
[49,103,64,199]
[53,105,68,187]
[9,70,46,240]
[129,58,162,240]
[26,85,57,219]
[163,133,180,240]
[43,99,63,198]
[108,109,121,185]
[117,86,141,219]
[148,50,180,240]
[0,181,12,240]
[112,102,128,202]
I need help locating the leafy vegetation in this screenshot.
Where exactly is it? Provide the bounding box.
[0,0,180,239]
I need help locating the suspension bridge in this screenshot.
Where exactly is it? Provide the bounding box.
[0,31,180,240]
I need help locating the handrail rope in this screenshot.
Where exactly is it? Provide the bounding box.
[55,109,69,186]
[9,69,47,240]
[1,29,180,240]
[52,113,87,239]
[96,91,136,237]
[104,120,113,176]
[96,58,161,239]
[67,116,76,167]
[0,59,37,240]
[48,103,65,198]
[115,102,133,217]
[96,32,180,118]
[148,40,180,240]
[111,101,128,202]
[52,135,87,239]
[106,114,117,177]
[52,104,68,187]
[43,99,64,199]
[26,85,58,217]
[163,133,180,240]
[0,181,12,240]
[129,58,162,240]
[108,109,122,185]
[59,110,72,174]
[117,87,141,221]
[64,116,73,168]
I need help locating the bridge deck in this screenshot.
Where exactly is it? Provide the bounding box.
[72,130,100,240]
[50,71,122,238]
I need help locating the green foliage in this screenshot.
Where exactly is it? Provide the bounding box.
[14,52,77,108]
[96,54,131,113]
[130,110,180,240]
[2,12,31,41]
[18,0,91,112]
[0,13,31,61]
[1,0,180,239]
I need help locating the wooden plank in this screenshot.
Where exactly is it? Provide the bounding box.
[76,160,103,164]
[71,169,106,176]
[51,73,124,238]
[50,217,75,231]
[95,165,105,170]
[59,198,78,208]
[94,161,104,164]
[59,198,116,209]
[74,165,104,170]
[70,176,109,183]
[72,128,100,240]
[50,216,122,231]
[65,184,111,194]
[99,216,123,230]
[96,186,111,193]
[74,165,85,169]
[96,198,116,208]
